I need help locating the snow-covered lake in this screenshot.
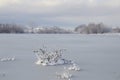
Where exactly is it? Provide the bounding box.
[0,34,120,80]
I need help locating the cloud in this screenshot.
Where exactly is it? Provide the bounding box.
[104,0,120,7]
[0,0,120,27]
[0,0,21,7]
[1,0,120,15]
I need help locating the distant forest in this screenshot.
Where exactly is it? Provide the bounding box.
[0,24,24,33]
[0,23,120,34]
[75,23,120,34]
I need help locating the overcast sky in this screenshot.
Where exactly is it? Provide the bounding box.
[0,0,120,28]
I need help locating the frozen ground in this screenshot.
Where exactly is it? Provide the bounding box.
[0,34,120,80]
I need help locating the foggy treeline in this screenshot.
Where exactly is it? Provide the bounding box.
[0,23,120,34]
[75,23,120,34]
[30,26,72,34]
[0,24,24,33]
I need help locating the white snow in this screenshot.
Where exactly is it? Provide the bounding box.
[56,71,73,80]
[34,48,73,66]
[0,56,15,62]
[0,34,120,80]
[64,64,80,71]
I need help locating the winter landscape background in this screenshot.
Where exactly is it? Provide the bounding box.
[1,0,120,80]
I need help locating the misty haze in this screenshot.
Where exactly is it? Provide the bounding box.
[0,0,120,80]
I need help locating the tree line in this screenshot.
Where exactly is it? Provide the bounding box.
[74,23,120,34]
[29,26,72,34]
[0,24,24,33]
[0,23,120,34]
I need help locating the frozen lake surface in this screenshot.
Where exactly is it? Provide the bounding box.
[0,34,120,80]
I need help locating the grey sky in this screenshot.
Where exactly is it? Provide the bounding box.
[0,0,120,28]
